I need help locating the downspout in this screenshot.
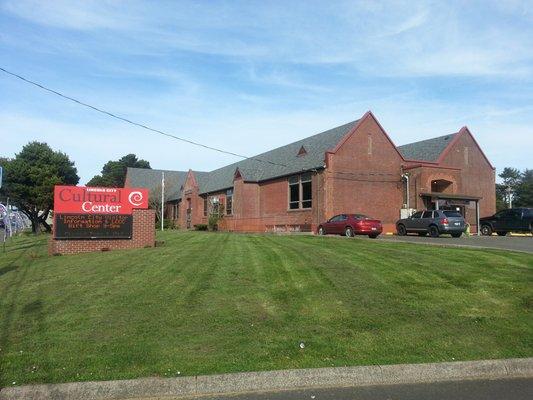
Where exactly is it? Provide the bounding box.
[312,168,319,231]
[401,172,410,210]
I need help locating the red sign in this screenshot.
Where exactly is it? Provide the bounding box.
[54,186,149,215]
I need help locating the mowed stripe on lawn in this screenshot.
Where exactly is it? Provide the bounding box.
[0,231,531,387]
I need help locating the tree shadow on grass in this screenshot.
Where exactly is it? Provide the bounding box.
[0,265,19,277]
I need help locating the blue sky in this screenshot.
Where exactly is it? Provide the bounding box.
[1,0,532,184]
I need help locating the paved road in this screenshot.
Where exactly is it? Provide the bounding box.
[373,234,533,253]
[188,378,532,400]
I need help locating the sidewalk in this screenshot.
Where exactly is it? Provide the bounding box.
[1,358,532,400]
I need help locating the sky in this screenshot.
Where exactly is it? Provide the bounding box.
[0,0,532,184]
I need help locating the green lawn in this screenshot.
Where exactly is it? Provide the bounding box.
[0,231,532,387]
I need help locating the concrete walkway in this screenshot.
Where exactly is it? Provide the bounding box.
[1,358,532,400]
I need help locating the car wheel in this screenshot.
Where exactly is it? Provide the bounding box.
[345,227,353,237]
[368,234,378,239]
[429,225,440,238]
[318,226,325,235]
[397,224,407,236]
[480,224,492,236]
[451,232,462,238]
[418,232,427,237]
[497,231,507,236]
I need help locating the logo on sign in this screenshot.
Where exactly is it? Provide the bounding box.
[128,191,144,207]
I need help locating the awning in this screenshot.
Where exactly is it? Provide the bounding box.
[420,192,482,201]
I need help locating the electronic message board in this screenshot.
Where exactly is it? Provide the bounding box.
[55,214,133,239]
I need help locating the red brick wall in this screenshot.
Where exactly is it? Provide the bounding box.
[439,131,496,219]
[49,209,156,255]
[324,114,404,233]
[220,172,323,232]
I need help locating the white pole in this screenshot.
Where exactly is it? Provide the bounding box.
[476,200,480,236]
[6,197,11,237]
[161,172,165,231]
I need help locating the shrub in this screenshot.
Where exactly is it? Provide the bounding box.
[163,219,176,230]
[194,224,208,231]
[208,214,220,231]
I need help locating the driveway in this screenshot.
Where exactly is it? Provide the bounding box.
[373,234,532,253]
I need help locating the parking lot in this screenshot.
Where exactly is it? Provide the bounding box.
[375,234,533,253]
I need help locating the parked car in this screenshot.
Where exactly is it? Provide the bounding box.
[480,208,533,236]
[317,214,383,238]
[396,210,466,238]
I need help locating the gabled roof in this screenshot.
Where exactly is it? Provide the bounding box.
[397,133,458,162]
[198,120,359,194]
[126,167,189,201]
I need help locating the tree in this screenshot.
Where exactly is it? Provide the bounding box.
[87,154,151,187]
[499,167,521,208]
[495,183,507,211]
[514,169,533,207]
[0,142,79,233]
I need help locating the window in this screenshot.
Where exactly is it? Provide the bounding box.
[226,189,233,215]
[422,211,433,218]
[329,215,342,222]
[443,211,462,218]
[411,211,423,218]
[367,135,372,155]
[203,197,208,216]
[289,173,312,209]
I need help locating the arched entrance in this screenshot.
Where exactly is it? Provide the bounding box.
[431,179,453,193]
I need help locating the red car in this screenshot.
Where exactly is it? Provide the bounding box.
[317,214,383,238]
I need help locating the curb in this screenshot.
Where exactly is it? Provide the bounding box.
[1,358,532,400]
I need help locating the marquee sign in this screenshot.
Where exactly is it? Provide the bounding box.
[53,186,149,240]
[54,186,148,215]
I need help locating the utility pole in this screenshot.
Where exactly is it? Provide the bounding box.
[161,172,165,231]
[506,185,513,208]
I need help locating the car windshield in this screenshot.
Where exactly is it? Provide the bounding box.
[443,211,463,217]
[354,214,369,219]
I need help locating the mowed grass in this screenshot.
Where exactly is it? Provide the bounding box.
[0,231,532,387]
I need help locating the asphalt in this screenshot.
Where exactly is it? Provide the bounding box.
[189,378,533,400]
[372,234,533,253]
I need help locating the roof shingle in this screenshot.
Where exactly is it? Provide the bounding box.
[397,133,457,162]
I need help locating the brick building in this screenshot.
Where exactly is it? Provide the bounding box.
[125,111,495,234]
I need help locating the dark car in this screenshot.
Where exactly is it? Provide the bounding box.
[480,208,533,236]
[396,210,466,238]
[317,214,383,238]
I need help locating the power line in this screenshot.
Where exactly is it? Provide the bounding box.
[0,67,287,168]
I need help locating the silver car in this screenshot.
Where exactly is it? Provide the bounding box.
[396,210,466,238]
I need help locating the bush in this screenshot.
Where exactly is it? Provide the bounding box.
[208,214,220,231]
[194,224,208,231]
[163,219,176,230]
